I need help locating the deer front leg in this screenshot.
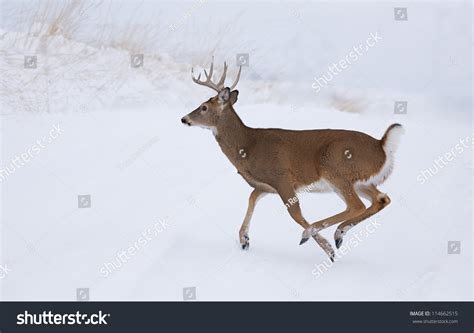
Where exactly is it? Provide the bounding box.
[239,189,265,250]
[276,184,335,262]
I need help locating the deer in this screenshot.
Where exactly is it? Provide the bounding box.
[181,60,403,262]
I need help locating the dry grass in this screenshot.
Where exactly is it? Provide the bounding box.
[5,0,99,52]
[4,0,164,54]
[0,0,266,114]
[330,94,367,114]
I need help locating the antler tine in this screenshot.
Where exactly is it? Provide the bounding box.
[216,62,228,90]
[228,65,242,91]
[191,61,220,92]
[191,67,199,81]
[205,59,214,80]
[191,69,206,86]
[191,60,241,92]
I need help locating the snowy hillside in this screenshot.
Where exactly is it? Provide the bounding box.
[0,0,471,301]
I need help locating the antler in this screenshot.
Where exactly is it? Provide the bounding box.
[191,58,241,92]
[228,65,241,91]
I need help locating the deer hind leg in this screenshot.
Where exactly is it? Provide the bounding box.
[239,189,266,250]
[334,184,391,249]
[276,184,335,262]
[300,182,366,245]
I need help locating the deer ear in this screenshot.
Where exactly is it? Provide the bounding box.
[217,88,230,104]
[230,90,239,105]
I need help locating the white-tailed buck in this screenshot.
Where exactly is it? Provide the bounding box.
[181,60,403,261]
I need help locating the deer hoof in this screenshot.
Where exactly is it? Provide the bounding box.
[240,234,250,250]
[299,237,309,245]
[299,228,312,245]
[325,246,336,262]
[334,229,343,249]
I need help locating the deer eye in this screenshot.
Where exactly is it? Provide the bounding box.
[201,105,208,112]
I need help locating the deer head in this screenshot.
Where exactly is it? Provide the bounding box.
[181,60,241,131]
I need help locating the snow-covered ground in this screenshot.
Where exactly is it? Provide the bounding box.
[0,0,472,301]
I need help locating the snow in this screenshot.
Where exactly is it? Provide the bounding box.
[0,0,471,301]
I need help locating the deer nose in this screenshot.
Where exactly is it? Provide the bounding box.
[181,117,191,126]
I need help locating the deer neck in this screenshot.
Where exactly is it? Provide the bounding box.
[215,108,251,159]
